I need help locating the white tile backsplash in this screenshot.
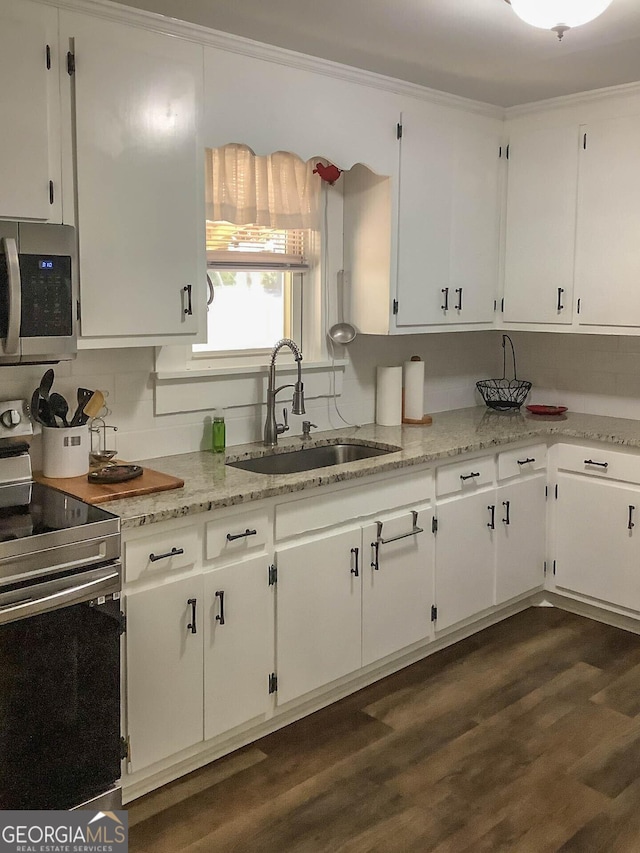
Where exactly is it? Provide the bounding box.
[9,329,640,462]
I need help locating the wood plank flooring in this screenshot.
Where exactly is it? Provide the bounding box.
[128,607,640,852]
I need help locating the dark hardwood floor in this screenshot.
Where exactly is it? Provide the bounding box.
[128,607,640,852]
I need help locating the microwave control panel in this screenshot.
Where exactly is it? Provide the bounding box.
[19,254,73,338]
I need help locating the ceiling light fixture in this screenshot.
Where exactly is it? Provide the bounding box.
[504,0,613,40]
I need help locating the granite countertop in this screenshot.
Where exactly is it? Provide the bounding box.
[109,407,640,529]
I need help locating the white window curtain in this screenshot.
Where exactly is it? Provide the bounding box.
[205,144,320,231]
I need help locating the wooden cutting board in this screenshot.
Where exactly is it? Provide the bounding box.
[35,464,185,504]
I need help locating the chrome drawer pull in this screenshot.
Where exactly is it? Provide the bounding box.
[215,590,225,625]
[629,506,635,531]
[149,547,184,562]
[517,457,535,465]
[187,598,197,634]
[584,459,608,469]
[226,528,257,542]
[460,472,480,481]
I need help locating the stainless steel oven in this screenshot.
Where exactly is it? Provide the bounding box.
[0,400,122,810]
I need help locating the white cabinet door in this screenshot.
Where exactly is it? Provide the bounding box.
[361,505,434,667]
[503,125,579,325]
[555,474,640,612]
[495,476,546,605]
[0,0,61,222]
[203,556,274,740]
[395,104,453,328]
[576,116,640,328]
[449,122,501,324]
[396,105,500,328]
[435,491,496,632]
[203,47,399,176]
[62,12,203,341]
[126,575,204,773]
[275,528,362,705]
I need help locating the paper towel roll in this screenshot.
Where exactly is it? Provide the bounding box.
[403,357,425,421]
[376,366,402,426]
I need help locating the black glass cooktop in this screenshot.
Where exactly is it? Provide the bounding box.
[0,481,116,544]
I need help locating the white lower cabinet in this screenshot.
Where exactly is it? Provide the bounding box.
[434,491,496,632]
[126,575,204,773]
[275,528,363,706]
[203,555,274,740]
[361,505,434,667]
[495,476,546,605]
[554,474,640,612]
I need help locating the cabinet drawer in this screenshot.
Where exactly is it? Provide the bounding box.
[206,506,269,562]
[498,444,547,481]
[436,456,494,497]
[125,525,200,583]
[555,444,640,485]
[275,469,432,541]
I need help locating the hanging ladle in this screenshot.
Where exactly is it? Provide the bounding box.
[327,270,357,346]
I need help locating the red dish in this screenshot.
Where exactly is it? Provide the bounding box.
[526,405,568,416]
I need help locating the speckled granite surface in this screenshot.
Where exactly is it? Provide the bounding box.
[106,407,640,529]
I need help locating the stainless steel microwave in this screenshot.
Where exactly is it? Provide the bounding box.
[0,223,78,366]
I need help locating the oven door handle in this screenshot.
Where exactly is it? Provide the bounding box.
[0,563,121,625]
[1,237,21,356]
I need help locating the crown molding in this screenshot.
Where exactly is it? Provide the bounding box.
[45,0,503,120]
[506,78,640,117]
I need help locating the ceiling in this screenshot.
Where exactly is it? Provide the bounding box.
[117,0,640,107]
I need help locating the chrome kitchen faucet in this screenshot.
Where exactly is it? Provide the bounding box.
[264,338,305,446]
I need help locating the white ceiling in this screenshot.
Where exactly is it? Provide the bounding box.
[117,0,640,107]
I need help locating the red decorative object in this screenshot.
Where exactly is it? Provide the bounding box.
[313,162,342,185]
[526,405,568,416]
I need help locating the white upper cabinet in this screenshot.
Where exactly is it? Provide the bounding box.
[203,47,399,175]
[395,104,501,330]
[346,100,502,335]
[61,11,204,344]
[575,115,640,328]
[503,125,579,325]
[0,0,61,222]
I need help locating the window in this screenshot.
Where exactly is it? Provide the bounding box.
[194,221,309,355]
[194,145,320,361]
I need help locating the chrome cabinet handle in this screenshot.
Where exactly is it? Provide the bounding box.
[502,500,511,525]
[371,511,424,571]
[183,284,193,316]
[226,528,257,542]
[460,472,480,481]
[455,287,463,311]
[149,547,184,562]
[629,506,635,531]
[206,273,214,307]
[488,505,495,529]
[441,287,449,311]
[1,237,21,356]
[557,287,564,311]
[187,598,197,634]
[517,457,535,466]
[215,590,225,625]
[350,547,359,577]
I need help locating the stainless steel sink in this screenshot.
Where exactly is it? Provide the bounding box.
[227,442,399,475]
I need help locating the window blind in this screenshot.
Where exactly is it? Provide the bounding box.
[206,221,309,269]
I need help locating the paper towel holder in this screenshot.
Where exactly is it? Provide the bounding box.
[402,355,432,426]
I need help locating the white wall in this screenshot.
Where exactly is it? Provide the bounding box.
[510,332,640,420]
[0,330,500,464]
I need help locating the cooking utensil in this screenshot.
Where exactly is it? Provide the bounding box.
[37,368,55,426]
[328,271,356,346]
[69,388,94,427]
[29,389,44,426]
[49,392,70,427]
[82,390,105,421]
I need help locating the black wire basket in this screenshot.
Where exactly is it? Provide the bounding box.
[476,335,532,411]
